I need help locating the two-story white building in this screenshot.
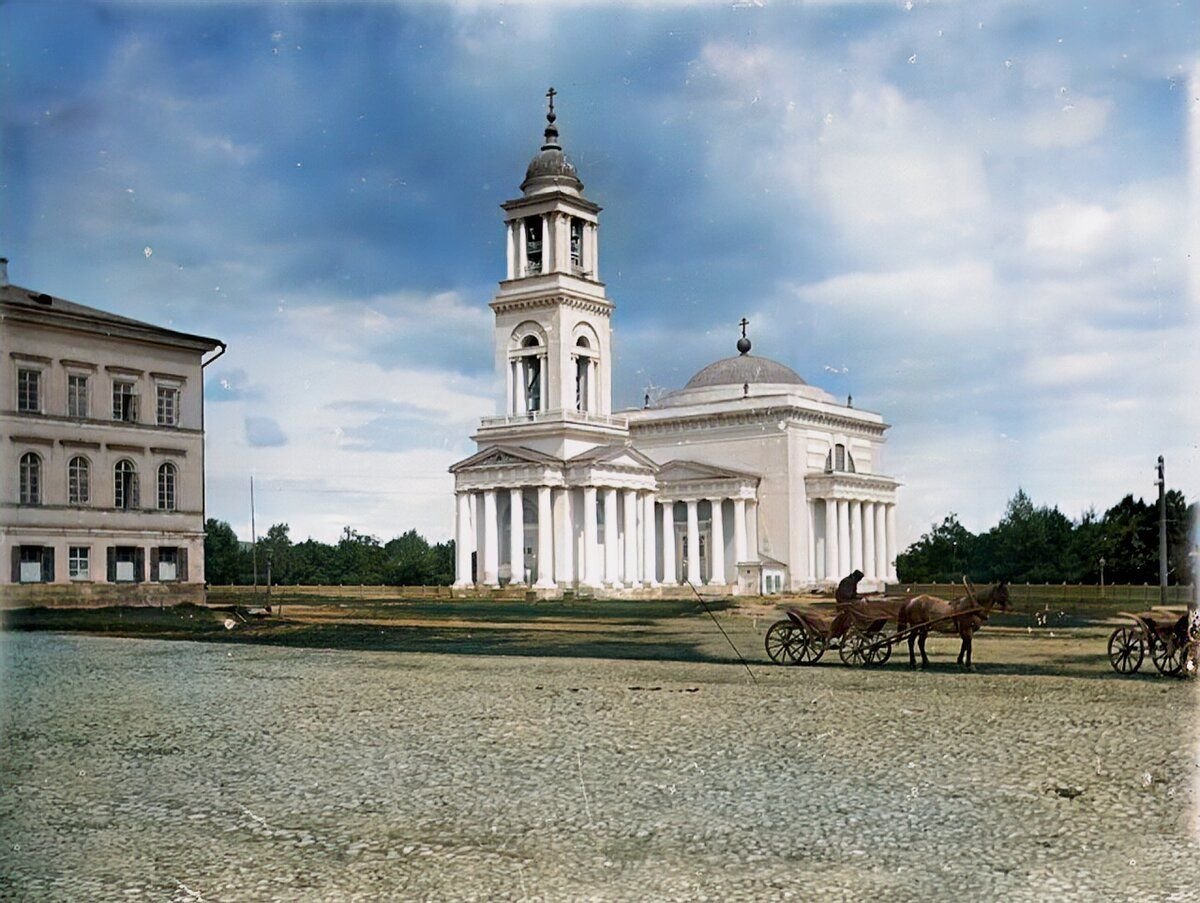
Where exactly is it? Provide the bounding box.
[449,96,900,596]
[0,259,224,607]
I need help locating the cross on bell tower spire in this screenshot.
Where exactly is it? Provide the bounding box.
[543,86,560,148]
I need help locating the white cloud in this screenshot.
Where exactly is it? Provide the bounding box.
[1025,93,1112,148]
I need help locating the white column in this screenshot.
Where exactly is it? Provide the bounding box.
[806,501,817,583]
[622,489,640,587]
[661,502,677,585]
[585,223,597,278]
[850,500,863,574]
[642,492,657,585]
[836,499,851,578]
[482,489,499,587]
[886,503,898,582]
[515,360,527,415]
[875,502,887,581]
[517,218,526,277]
[686,499,701,586]
[733,497,747,565]
[555,487,574,586]
[824,499,838,583]
[509,488,525,585]
[583,487,599,587]
[862,502,877,581]
[604,487,621,587]
[505,222,515,280]
[746,499,759,557]
[536,486,554,588]
[454,491,472,586]
[708,498,726,586]
[557,213,570,274]
[541,214,551,272]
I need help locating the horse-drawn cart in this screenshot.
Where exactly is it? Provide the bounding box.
[764,602,898,668]
[764,580,1011,670]
[1106,607,1196,677]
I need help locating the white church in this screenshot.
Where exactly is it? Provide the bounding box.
[450,94,900,596]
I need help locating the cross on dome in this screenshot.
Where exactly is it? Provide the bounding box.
[737,317,752,355]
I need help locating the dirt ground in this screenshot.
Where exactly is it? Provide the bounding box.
[1,601,1197,901]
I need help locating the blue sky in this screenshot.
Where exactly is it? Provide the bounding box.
[3,1,1197,546]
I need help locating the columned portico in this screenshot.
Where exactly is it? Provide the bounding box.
[454,491,473,587]
[583,486,600,586]
[509,488,525,585]
[603,487,620,586]
[708,497,726,585]
[642,492,657,585]
[685,500,701,585]
[660,501,677,585]
[623,489,640,587]
[862,501,877,581]
[535,486,554,588]
[482,489,500,587]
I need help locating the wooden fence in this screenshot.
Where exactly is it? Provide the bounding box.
[887,582,1196,606]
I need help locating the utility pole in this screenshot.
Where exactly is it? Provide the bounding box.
[251,475,259,598]
[1157,456,1167,607]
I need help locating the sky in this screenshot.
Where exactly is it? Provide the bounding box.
[2,0,1198,548]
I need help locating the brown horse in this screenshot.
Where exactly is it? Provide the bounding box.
[896,579,1010,671]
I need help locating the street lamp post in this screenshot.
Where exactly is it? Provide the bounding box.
[1099,557,1105,599]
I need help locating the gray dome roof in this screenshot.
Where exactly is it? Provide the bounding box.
[684,354,807,390]
[520,95,583,196]
[521,146,582,194]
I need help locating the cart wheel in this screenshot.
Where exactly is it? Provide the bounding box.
[803,633,827,665]
[839,631,868,667]
[1151,636,1186,677]
[765,620,797,665]
[864,636,892,668]
[1107,627,1144,674]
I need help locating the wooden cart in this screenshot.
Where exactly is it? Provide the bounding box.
[1107,607,1195,677]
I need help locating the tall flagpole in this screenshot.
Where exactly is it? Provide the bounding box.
[251,475,259,596]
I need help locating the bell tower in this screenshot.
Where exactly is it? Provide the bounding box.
[478,89,624,458]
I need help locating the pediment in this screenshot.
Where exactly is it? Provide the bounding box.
[450,444,562,473]
[567,444,659,473]
[655,459,759,484]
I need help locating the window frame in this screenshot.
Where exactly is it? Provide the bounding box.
[16,367,42,414]
[67,373,90,418]
[155,383,180,427]
[69,546,90,581]
[114,459,139,510]
[157,461,177,511]
[112,379,139,423]
[19,452,41,505]
[68,455,91,506]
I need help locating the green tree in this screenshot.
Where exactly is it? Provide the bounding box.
[896,513,975,582]
[203,519,241,585]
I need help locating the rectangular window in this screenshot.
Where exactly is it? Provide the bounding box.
[524,217,542,275]
[112,381,138,422]
[570,218,583,269]
[114,547,137,582]
[156,385,179,426]
[17,369,41,413]
[68,374,89,417]
[19,546,43,583]
[158,547,178,581]
[69,547,90,580]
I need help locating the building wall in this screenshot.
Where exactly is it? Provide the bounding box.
[1,314,211,605]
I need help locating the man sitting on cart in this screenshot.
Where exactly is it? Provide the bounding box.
[831,569,867,639]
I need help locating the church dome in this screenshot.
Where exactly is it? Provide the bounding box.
[684,354,807,390]
[520,89,584,196]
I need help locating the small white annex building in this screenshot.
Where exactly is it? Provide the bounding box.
[450,96,899,596]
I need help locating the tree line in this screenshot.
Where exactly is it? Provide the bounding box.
[204,521,455,586]
[897,488,1196,585]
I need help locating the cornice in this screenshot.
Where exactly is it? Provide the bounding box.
[490,292,613,318]
[629,404,887,438]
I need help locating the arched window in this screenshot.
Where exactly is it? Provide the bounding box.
[68,456,90,505]
[521,335,543,412]
[824,443,856,474]
[575,336,591,411]
[157,463,177,511]
[19,452,41,505]
[114,459,139,510]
